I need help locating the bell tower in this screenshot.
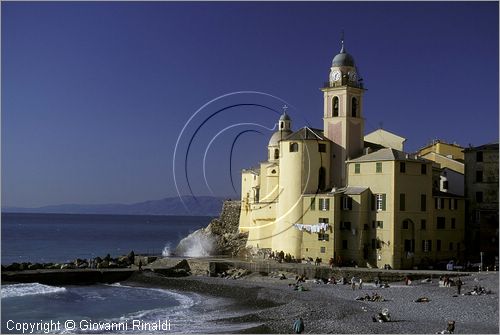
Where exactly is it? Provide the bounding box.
[322,35,365,187]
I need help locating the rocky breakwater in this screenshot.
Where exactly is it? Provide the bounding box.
[174,200,248,257]
[1,251,158,273]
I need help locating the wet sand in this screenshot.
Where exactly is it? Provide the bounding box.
[124,271,499,334]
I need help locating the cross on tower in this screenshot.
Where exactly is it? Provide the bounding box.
[282,105,288,113]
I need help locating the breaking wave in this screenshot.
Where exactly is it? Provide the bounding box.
[162,243,172,257]
[2,282,67,298]
[174,229,215,257]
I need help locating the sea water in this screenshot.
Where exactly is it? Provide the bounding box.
[1,213,211,264]
[1,213,260,333]
[1,283,258,333]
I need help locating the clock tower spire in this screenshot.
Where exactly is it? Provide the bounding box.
[322,36,365,187]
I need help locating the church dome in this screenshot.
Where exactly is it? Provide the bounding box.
[280,112,291,121]
[332,42,355,67]
[268,129,292,147]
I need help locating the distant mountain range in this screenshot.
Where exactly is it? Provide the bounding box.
[2,196,228,216]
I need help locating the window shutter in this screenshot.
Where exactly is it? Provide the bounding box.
[381,194,386,210]
[371,195,375,211]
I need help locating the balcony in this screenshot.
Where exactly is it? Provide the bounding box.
[323,80,364,90]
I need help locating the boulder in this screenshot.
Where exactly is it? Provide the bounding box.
[6,263,21,271]
[28,263,44,270]
[97,260,109,269]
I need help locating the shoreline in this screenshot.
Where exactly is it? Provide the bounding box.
[122,270,499,334]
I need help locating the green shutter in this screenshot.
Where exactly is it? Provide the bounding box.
[382,194,386,211]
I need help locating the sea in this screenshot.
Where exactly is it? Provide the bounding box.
[1,213,258,334]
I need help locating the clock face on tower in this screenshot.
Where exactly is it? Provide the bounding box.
[349,71,357,81]
[330,70,341,82]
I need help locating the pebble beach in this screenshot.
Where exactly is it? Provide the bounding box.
[124,270,499,334]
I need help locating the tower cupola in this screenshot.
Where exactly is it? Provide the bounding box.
[268,108,293,161]
[327,34,362,89]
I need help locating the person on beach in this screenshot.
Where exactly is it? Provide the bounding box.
[359,278,363,289]
[456,278,463,295]
[138,260,143,271]
[293,318,304,334]
[351,277,356,290]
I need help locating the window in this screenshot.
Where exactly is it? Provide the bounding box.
[437,240,442,252]
[371,239,376,249]
[280,122,284,130]
[451,218,456,229]
[376,162,382,173]
[355,163,360,174]
[318,234,329,241]
[437,217,445,229]
[341,221,352,230]
[402,219,410,229]
[376,221,383,229]
[318,143,326,153]
[274,149,279,159]
[453,199,458,210]
[375,194,386,211]
[342,196,353,210]
[420,219,426,230]
[404,239,415,252]
[421,194,426,211]
[319,218,329,223]
[342,240,348,249]
[443,180,449,190]
[318,167,326,191]
[289,142,298,152]
[351,97,358,117]
[364,224,369,230]
[476,191,483,203]
[449,242,453,251]
[310,198,316,211]
[400,162,406,173]
[421,164,427,175]
[320,247,326,253]
[476,151,483,162]
[435,197,444,209]
[476,171,483,182]
[399,193,406,211]
[422,240,432,252]
[332,97,339,117]
[372,221,375,229]
[319,198,330,211]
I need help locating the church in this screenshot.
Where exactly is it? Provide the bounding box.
[238,40,465,270]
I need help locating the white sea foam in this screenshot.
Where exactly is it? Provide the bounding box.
[162,243,172,256]
[1,282,66,298]
[174,230,215,257]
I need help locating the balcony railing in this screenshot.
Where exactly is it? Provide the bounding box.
[323,80,364,89]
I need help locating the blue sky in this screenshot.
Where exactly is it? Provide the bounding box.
[2,1,498,207]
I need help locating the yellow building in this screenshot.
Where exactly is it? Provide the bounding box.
[238,39,465,269]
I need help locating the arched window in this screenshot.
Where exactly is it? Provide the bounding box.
[274,149,279,159]
[318,167,326,191]
[280,122,284,130]
[332,97,339,117]
[289,142,299,152]
[351,97,358,117]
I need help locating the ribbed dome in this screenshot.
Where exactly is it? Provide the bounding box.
[268,130,292,147]
[280,112,291,121]
[332,42,355,67]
